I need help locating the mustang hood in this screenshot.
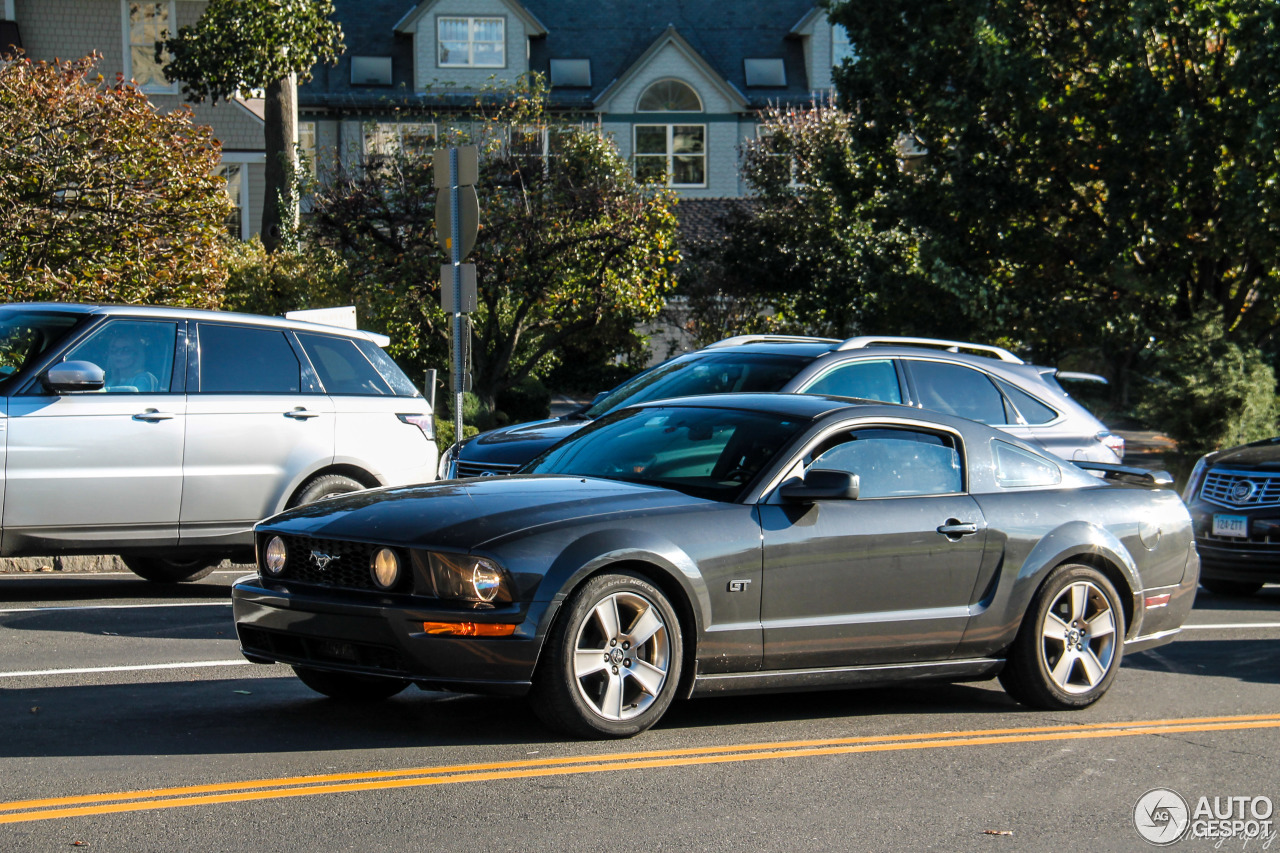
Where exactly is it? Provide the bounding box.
[260,475,706,551]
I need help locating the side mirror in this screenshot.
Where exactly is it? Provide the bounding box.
[591,391,609,406]
[43,360,105,393]
[779,469,860,502]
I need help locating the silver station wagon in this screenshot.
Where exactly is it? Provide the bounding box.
[0,303,438,582]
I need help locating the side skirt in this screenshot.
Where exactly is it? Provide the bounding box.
[690,658,1005,697]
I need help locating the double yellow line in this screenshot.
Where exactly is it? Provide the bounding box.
[4,713,1279,825]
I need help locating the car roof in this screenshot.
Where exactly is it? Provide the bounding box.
[0,302,388,346]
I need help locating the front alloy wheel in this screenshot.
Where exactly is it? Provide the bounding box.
[532,571,683,738]
[999,564,1125,710]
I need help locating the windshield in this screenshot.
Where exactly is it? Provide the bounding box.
[524,405,808,502]
[581,353,813,419]
[0,310,83,393]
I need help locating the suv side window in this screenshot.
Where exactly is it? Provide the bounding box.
[801,358,902,403]
[994,379,1059,424]
[63,319,178,393]
[810,427,962,497]
[297,333,393,396]
[197,323,300,394]
[907,360,1007,425]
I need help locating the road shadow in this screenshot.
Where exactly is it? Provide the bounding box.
[0,573,237,605]
[1189,583,1280,610]
[1123,636,1280,684]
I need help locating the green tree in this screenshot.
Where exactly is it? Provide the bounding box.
[0,54,232,306]
[826,0,1280,409]
[695,102,934,343]
[159,0,344,253]
[309,79,680,411]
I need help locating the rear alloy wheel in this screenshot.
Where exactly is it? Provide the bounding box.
[1200,579,1263,598]
[999,564,1124,710]
[121,554,218,583]
[531,571,683,738]
[292,666,410,701]
[287,473,365,509]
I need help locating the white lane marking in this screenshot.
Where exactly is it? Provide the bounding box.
[1183,622,1280,630]
[0,659,252,679]
[0,602,230,615]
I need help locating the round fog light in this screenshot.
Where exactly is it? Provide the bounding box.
[264,536,287,576]
[371,548,400,590]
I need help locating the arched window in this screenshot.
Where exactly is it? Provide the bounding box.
[637,79,703,112]
[634,79,706,187]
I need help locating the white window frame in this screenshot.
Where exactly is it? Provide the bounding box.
[832,23,857,67]
[219,152,263,241]
[122,1,178,94]
[755,125,804,189]
[636,78,704,113]
[437,16,505,68]
[633,124,707,189]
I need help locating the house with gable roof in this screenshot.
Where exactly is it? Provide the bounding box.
[299,0,857,204]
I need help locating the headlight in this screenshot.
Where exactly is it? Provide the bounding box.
[370,547,401,590]
[426,552,511,604]
[438,443,457,480]
[1182,455,1210,502]
[263,536,288,576]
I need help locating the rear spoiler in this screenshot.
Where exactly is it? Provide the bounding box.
[1073,461,1174,488]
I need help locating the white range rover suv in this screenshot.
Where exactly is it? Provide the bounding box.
[0,303,438,582]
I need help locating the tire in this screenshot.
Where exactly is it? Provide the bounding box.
[999,564,1125,710]
[1200,578,1263,598]
[287,473,366,509]
[292,666,410,701]
[530,571,684,739]
[121,554,218,583]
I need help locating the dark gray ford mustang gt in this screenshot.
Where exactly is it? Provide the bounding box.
[232,393,1198,738]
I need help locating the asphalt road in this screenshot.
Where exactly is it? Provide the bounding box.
[0,570,1277,852]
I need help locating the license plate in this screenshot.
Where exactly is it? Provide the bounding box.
[1213,514,1249,538]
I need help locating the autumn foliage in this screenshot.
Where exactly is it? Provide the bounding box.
[0,54,232,307]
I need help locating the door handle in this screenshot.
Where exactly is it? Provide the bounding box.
[285,408,321,420]
[936,519,979,539]
[133,409,174,422]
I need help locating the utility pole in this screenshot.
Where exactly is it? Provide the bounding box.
[433,146,479,445]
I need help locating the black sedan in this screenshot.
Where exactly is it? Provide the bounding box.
[232,394,1199,738]
[1183,437,1280,597]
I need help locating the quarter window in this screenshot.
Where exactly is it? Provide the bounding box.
[297,333,393,396]
[124,1,176,93]
[634,124,706,187]
[907,360,1008,425]
[198,324,300,394]
[810,428,962,498]
[996,379,1059,425]
[993,441,1062,488]
[438,16,504,68]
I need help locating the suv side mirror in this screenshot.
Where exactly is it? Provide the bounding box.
[779,469,860,502]
[43,360,105,393]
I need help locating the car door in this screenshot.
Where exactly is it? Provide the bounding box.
[759,425,987,669]
[179,322,335,548]
[3,318,185,552]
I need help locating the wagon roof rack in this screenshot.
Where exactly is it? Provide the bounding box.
[836,336,1024,364]
[705,334,841,349]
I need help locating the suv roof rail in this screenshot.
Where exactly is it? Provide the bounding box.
[836,336,1024,364]
[705,334,841,349]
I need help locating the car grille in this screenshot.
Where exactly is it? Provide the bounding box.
[263,534,382,591]
[456,460,522,478]
[1200,469,1280,509]
[238,625,406,673]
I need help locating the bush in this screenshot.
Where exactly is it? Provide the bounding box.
[496,376,552,424]
[222,237,350,317]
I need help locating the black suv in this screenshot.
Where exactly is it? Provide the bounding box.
[1183,438,1280,596]
[440,335,1122,478]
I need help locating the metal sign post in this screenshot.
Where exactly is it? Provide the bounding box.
[434,145,479,448]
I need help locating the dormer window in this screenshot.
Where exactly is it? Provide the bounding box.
[438,16,505,68]
[832,23,857,66]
